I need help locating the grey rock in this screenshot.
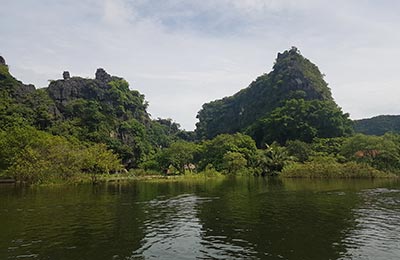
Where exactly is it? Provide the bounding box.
[63,71,70,80]
[0,56,6,66]
[47,77,107,107]
[47,68,123,112]
[95,68,112,83]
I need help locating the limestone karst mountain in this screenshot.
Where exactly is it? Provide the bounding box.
[195,47,353,145]
[0,59,182,168]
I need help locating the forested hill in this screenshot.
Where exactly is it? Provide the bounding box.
[354,115,400,135]
[0,56,185,168]
[195,47,353,145]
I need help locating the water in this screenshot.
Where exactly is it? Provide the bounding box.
[0,177,399,260]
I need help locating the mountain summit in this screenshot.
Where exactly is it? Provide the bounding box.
[196,47,352,144]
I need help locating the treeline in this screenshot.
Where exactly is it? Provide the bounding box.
[140,132,398,178]
[1,49,399,184]
[1,125,397,184]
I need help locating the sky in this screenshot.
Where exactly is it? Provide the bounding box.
[1,0,400,130]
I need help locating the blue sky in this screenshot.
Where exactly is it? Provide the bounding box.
[1,0,400,130]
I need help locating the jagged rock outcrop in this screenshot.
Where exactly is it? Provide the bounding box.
[0,56,60,129]
[47,68,122,109]
[0,56,35,100]
[48,77,106,106]
[63,71,70,80]
[0,56,6,66]
[95,68,112,83]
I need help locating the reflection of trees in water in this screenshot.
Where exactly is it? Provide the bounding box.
[128,178,231,259]
[196,177,369,260]
[130,194,206,259]
[1,178,398,260]
[0,184,147,260]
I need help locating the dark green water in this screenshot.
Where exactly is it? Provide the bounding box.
[1,177,400,260]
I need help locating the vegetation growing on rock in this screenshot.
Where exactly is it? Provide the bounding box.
[1,49,399,184]
[195,47,352,142]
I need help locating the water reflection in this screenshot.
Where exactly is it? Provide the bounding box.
[340,188,400,260]
[130,194,257,259]
[0,178,399,260]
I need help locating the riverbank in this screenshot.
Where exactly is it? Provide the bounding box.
[0,169,225,186]
[281,161,397,179]
[2,171,398,187]
[0,178,16,183]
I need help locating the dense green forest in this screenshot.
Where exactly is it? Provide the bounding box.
[0,49,399,184]
[354,115,400,135]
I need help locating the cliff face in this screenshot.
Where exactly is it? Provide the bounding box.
[43,69,153,166]
[46,68,149,124]
[47,68,122,108]
[0,56,58,129]
[195,47,346,141]
[0,56,36,101]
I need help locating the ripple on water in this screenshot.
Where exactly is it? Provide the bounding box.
[129,194,258,260]
[340,188,400,260]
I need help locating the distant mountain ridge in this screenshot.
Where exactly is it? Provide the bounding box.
[354,115,400,135]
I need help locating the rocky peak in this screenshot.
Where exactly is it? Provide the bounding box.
[0,56,6,66]
[63,71,70,80]
[95,68,112,83]
[274,46,303,70]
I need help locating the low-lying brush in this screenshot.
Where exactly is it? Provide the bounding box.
[281,160,395,178]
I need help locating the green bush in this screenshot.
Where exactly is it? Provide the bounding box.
[0,126,123,184]
[281,157,393,178]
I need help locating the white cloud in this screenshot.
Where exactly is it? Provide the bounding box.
[102,0,135,26]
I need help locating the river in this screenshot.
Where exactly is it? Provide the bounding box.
[1,177,399,260]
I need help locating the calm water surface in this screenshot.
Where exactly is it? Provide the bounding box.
[0,177,399,260]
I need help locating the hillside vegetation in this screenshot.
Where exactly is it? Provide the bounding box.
[196,47,353,145]
[1,48,399,184]
[0,57,185,183]
[354,115,400,135]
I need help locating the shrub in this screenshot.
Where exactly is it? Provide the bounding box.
[281,157,393,179]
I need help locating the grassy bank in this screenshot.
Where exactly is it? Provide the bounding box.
[281,160,396,179]
[0,168,226,186]
[3,161,398,186]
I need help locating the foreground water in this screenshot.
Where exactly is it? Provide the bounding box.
[0,177,399,260]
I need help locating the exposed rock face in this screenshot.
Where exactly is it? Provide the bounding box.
[95,68,112,83]
[0,55,35,100]
[47,77,107,106]
[47,68,122,110]
[63,71,70,80]
[18,84,35,95]
[0,56,6,66]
